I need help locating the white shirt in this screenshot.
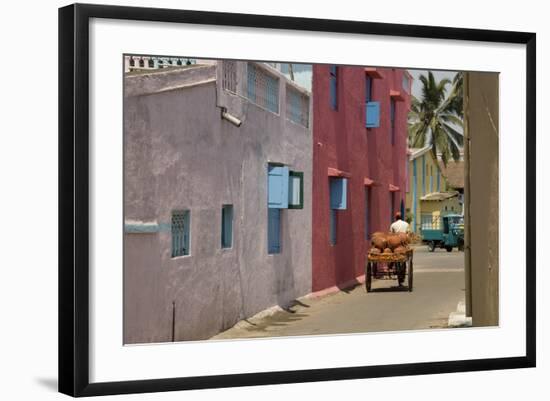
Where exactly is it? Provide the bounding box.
[390,219,410,233]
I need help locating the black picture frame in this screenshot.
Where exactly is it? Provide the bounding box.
[59,3,536,397]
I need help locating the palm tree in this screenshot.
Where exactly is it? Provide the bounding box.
[448,72,463,118]
[408,71,464,166]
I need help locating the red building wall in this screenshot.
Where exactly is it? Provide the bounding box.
[312,65,411,291]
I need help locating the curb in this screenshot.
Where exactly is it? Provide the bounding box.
[448,301,472,327]
[303,274,365,300]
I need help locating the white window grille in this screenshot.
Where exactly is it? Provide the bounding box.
[222,61,237,93]
[286,86,309,127]
[247,63,279,113]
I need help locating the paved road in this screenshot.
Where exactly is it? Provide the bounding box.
[212,246,465,340]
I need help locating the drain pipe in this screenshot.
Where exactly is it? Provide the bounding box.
[221,107,242,127]
[171,301,176,342]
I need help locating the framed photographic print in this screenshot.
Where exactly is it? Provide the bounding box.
[58,3,536,397]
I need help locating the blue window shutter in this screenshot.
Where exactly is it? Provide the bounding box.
[268,165,289,209]
[330,178,347,210]
[366,102,380,128]
[268,208,281,253]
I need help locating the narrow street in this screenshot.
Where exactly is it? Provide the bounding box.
[212,246,465,340]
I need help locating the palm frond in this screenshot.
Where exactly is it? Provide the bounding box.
[409,70,464,161]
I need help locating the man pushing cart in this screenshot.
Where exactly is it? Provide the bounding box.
[366,213,413,292]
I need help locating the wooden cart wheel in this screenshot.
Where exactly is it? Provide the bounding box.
[408,258,413,292]
[366,261,372,292]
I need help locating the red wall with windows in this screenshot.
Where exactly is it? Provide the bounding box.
[312,65,411,291]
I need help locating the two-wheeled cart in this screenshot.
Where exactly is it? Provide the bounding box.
[365,248,413,292]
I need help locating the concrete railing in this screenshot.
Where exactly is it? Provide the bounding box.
[124,55,198,72]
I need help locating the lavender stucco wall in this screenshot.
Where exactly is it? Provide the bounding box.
[123,63,312,343]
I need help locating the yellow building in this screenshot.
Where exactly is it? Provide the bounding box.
[419,191,462,230]
[406,146,461,233]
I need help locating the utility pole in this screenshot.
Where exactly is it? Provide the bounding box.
[463,72,472,318]
[288,64,295,81]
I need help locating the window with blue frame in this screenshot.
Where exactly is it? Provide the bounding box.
[267,164,305,253]
[365,74,380,128]
[329,177,347,245]
[221,205,233,249]
[171,210,190,257]
[365,187,371,240]
[329,65,338,110]
[330,209,337,245]
[330,178,347,210]
[390,191,395,224]
[390,98,396,144]
[366,76,373,102]
[268,208,281,254]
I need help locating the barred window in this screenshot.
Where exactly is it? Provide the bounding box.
[222,61,237,93]
[171,210,190,257]
[286,86,309,127]
[247,63,279,113]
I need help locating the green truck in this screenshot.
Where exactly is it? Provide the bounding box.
[421,214,464,252]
